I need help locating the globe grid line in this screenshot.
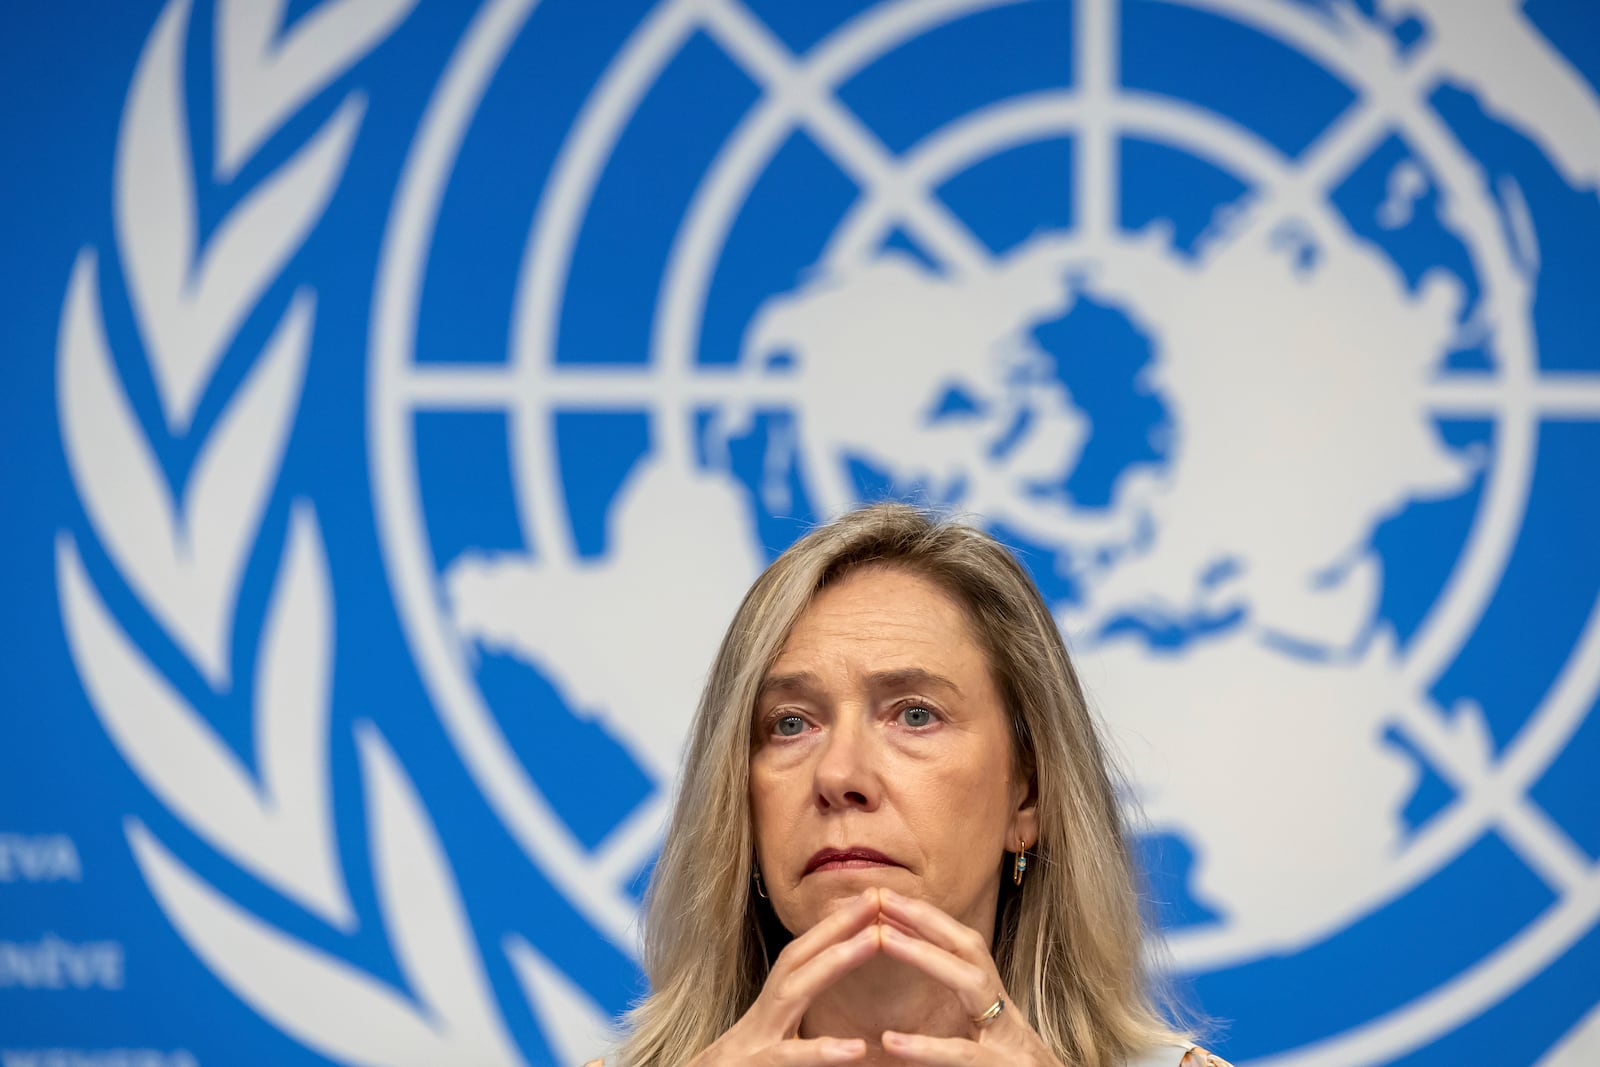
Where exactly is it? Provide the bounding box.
[393,347,1600,415]
[648,0,1021,406]
[1500,798,1591,893]
[800,54,1472,579]
[1075,0,1119,238]
[1251,862,1600,1067]
[813,91,1300,272]
[370,0,1600,1063]
[517,0,710,565]
[696,0,993,273]
[1197,59,1431,265]
[1363,574,1599,888]
[397,364,1600,419]
[514,0,704,415]
[661,0,1011,501]
[650,0,1027,530]
[402,361,805,409]
[1381,700,1588,898]
[374,0,652,954]
[514,0,1028,568]
[1424,376,1600,417]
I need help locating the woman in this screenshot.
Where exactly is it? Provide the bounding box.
[589,504,1229,1066]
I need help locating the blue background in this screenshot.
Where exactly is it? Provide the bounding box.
[3,1,1599,1064]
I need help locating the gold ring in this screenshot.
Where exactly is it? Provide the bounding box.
[972,994,1005,1027]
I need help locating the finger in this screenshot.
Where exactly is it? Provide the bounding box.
[878,924,997,1021]
[760,923,883,1033]
[766,1037,868,1065]
[879,889,992,966]
[771,890,880,977]
[882,1031,991,1065]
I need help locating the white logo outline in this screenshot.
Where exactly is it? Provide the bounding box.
[373,1,1600,1065]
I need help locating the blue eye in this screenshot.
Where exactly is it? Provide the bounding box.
[899,705,935,728]
[774,715,807,737]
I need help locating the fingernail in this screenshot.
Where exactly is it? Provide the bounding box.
[826,1038,865,1060]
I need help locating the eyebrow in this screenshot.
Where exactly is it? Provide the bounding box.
[757,667,964,701]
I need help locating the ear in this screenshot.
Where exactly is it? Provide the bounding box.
[1007,770,1039,850]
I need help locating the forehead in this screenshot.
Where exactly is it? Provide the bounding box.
[770,566,988,678]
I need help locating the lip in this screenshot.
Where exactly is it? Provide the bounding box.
[804,847,902,875]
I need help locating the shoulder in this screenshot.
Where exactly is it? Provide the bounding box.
[1124,1043,1232,1067]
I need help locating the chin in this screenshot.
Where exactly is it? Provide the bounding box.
[800,866,908,907]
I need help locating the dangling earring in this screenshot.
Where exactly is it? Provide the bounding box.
[753,862,768,899]
[1013,839,1029,887]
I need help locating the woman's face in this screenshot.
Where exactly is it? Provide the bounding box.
[750,565,1037,943]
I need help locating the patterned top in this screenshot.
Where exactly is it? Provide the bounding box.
[582,1043,1232,1065]
[1120,1044,1234,1067]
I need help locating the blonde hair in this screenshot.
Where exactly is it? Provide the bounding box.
[613,503,1189,1066]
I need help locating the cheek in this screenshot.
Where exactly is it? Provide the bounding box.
[748,764,799,849]
[907,744,1014,843]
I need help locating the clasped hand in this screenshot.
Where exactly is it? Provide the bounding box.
[688,887,1066,1066]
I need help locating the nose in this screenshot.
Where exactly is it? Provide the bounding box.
[813,714,880,812]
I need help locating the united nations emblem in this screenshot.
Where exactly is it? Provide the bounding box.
[57,0,1600,1063]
